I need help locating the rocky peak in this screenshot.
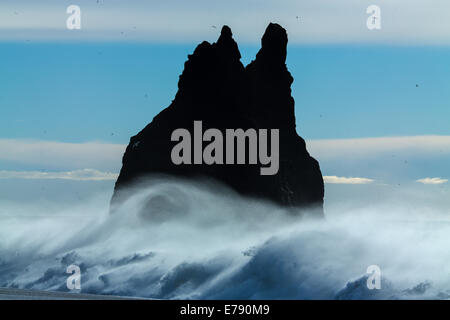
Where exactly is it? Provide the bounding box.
[258,23,288,64]
[111,23,324,217]
[216,25,241,61]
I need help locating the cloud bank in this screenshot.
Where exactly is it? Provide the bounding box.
[1,0,450,44]
[0,139,125,172]
[0,169,118,181]
[307,136,450,160]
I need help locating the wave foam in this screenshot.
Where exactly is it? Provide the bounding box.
[1,179,450,299]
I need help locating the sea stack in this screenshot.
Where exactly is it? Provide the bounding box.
[111,23,324,216]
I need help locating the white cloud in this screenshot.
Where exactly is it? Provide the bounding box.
[307,136,450,161]
[0,169,118,181]
[0,0,450,44]
[323,176,373,184]
[0,139,125,172]
[416,177,448,185]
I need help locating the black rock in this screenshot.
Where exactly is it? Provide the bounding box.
[111,23,324,215]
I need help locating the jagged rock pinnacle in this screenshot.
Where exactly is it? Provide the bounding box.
[258,23,288,63]
[216,25,241,60]
[111,24,324,217]
[220,25,232,38]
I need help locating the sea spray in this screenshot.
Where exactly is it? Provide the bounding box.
[1,178,450,299]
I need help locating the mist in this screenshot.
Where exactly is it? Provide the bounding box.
[0,177,449,299]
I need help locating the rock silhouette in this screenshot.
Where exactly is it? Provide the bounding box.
[111,23,324,216]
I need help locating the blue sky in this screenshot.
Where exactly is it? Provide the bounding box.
[0,0,449,196]
[2,43,449,143]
